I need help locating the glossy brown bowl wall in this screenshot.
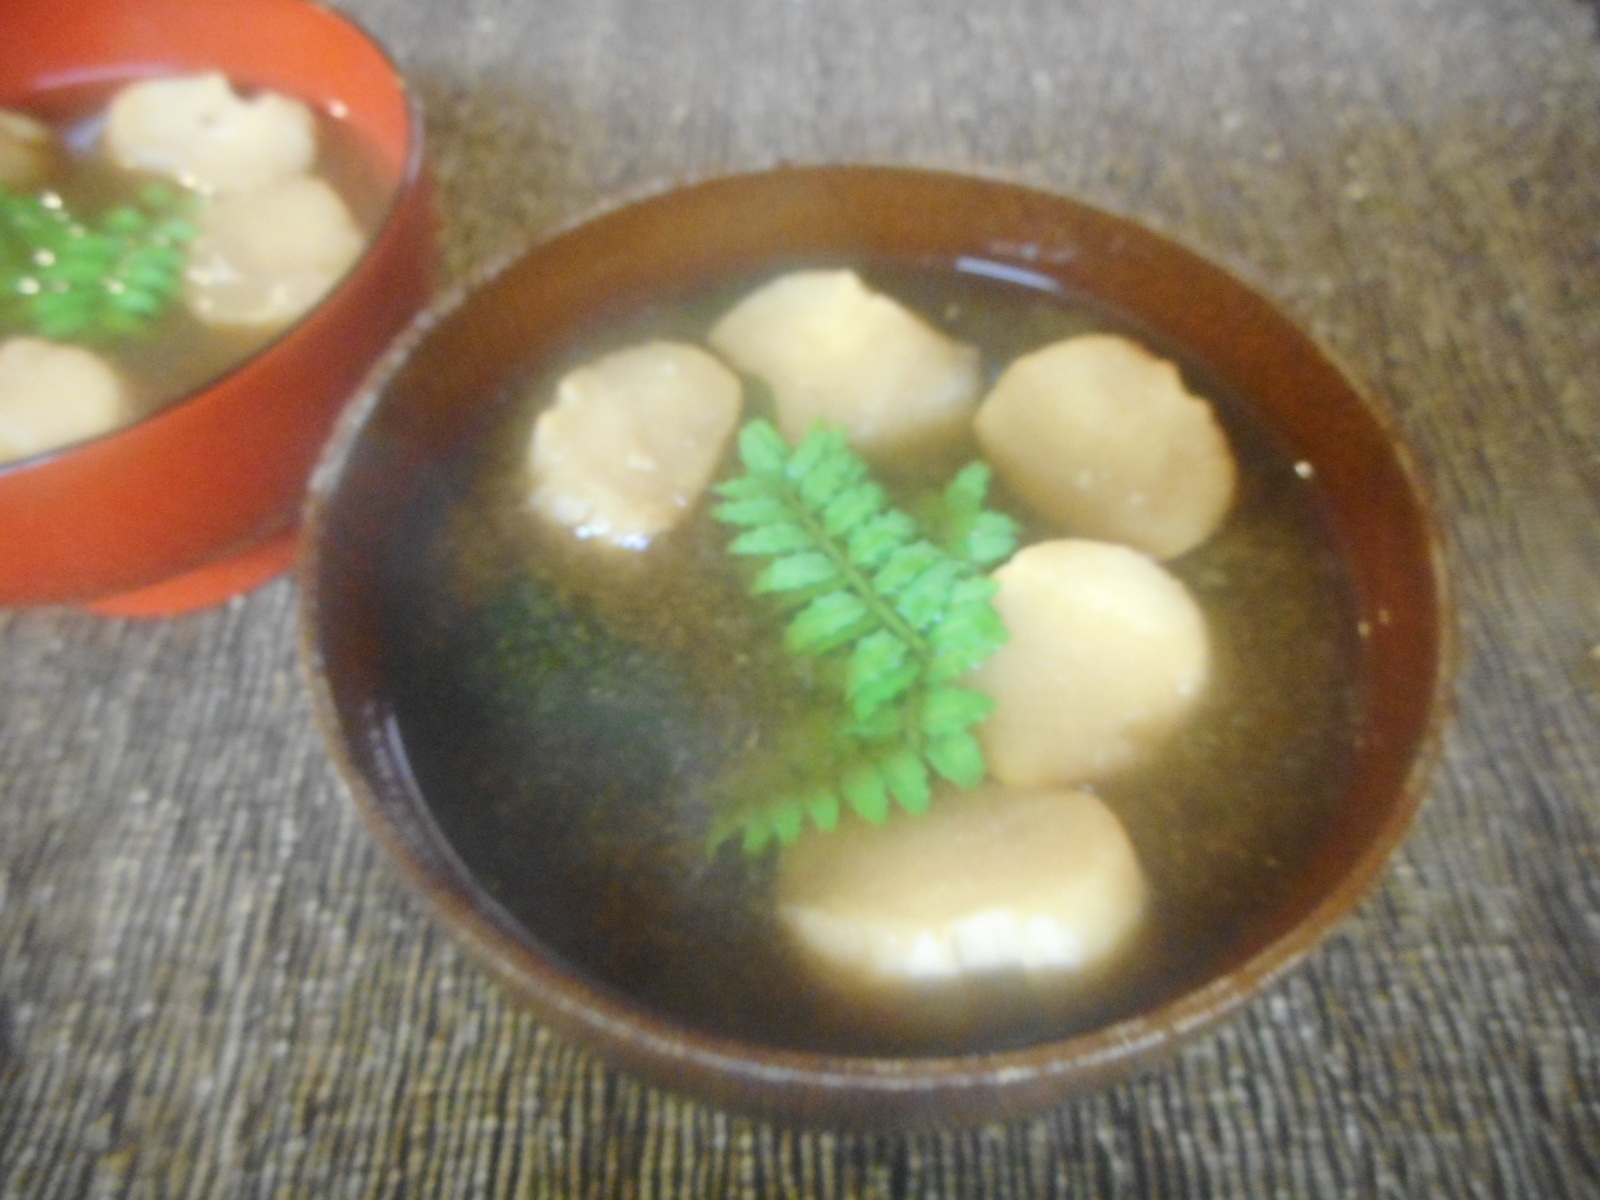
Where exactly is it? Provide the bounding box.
[301,166,1453,1128]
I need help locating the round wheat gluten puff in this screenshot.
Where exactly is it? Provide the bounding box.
[975,333,1236,559]
[105,72,316,194]
[968,538,1210,786]
[527,340,744,549]
[182,176,364,329]
[776,783,1148,993]
[0,337,129,464]
[709,269,980,472]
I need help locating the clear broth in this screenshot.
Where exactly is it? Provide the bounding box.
[5,78,390,432]
[379,262,1365,1057]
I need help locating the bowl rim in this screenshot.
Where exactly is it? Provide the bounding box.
[0,0,428,480]
[298,163,1458,1125]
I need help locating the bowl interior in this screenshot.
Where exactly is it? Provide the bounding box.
[0,0,435,610]
[1,0,411,166]
[302,167,1450,1125]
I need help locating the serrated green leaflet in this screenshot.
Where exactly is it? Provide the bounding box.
[874,541,943,596]
[921,686,995,736]
[754,551,839,594]
[848,630,911,696]
[713,496,791,527]
[822,481,885,537]
[806,789,842,832]
[737,419,790,473]
[847,511,917,569]
[771,801,806,845]
[964,511,1020,566]
[785,592,872,655]
[944,461,989,514]
[926,731,986,787]
[894,560,964,630]
[881,748,931,814]
[849,661,918,720]
[917,461,1021,568]
[729,521,812,556]
[842,762,891,823]
[707,418,1018,853]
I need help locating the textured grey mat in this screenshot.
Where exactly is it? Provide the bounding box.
[3,0,1599,1194]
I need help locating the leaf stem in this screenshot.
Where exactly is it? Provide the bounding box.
[780,469,931,662]
[708,419,1017,852]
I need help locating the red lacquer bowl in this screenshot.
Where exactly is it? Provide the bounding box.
[0,0,436,615]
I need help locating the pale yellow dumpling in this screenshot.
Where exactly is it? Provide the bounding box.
[969,539,1209,786]
[777,784,1147,990]
[0,338,130,464]
[708,270,980,469]
[527,341,743,549]
[975,334,1236,559]
[105,73,316,194]
[0,110,53,190]
[183,177,364,329]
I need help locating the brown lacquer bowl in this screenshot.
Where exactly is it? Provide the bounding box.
[299,167,1453,1128]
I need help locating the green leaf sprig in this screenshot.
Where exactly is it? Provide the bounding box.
[708,419,1020,853]
[0,183,195,342]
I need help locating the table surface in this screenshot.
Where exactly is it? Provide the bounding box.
[3,0,1599,1195]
